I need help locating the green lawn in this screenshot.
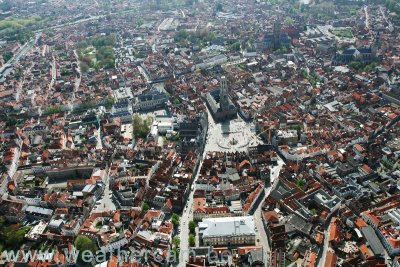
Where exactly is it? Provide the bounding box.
[330,28,353,38]
[95,222,102,229]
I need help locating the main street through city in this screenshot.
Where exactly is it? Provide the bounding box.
[177,107,285,266]
[93,167,116,213]
[178,110,211,266]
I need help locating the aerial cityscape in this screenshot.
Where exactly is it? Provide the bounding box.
[0,0,399,266]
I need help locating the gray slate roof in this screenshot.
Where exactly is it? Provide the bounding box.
[199,216,255,238]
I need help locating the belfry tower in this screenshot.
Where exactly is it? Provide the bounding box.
[273,20,282,49]
[219,76,230,112]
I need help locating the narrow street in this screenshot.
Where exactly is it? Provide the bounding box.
[138,65,152,84]
[72,50,81,103]
[7,139,22,179]
[49,55,56,91]
[95,126,103,150]
[15,60,34,102]
[254,156,285,263]
[318,227,331,267]
[364,6,370,31]
[380,5,393,30]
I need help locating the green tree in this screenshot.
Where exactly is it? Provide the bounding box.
[171,213,180,228]
[295,178,306,190]
[77,34,116,71]
[7,117,17,126]
[284,17,294,26]
[0,220,31,250]
[230,42,241,52]
[132,114,153,139]
[175,30,189,42]
[386,0,400,13]
[349,61,363,70]
[60,67,71,76]
[104,97,115,107]
[304,70,320,87]
[173,98,181,105]
[80,62,89,73]
[189,221,196,234]
[170,247,180,257]
[310,208,318,216]
[6,228,28,249]
[2,51,13,63]
[363,62,378,72]
[137,18,144,26]
[45,105,62,115]
[142,202,150,212]
[0,162,6,172]
[81,101,97,110]
[189,233,196,247]
[173,236,180,248]
[279,46,289,53]
[74,235,98,262]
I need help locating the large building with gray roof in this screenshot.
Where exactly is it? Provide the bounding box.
[133,90,167,111]
[198,216,256,246]
[26,206,53,220]
[360,225,385,256]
